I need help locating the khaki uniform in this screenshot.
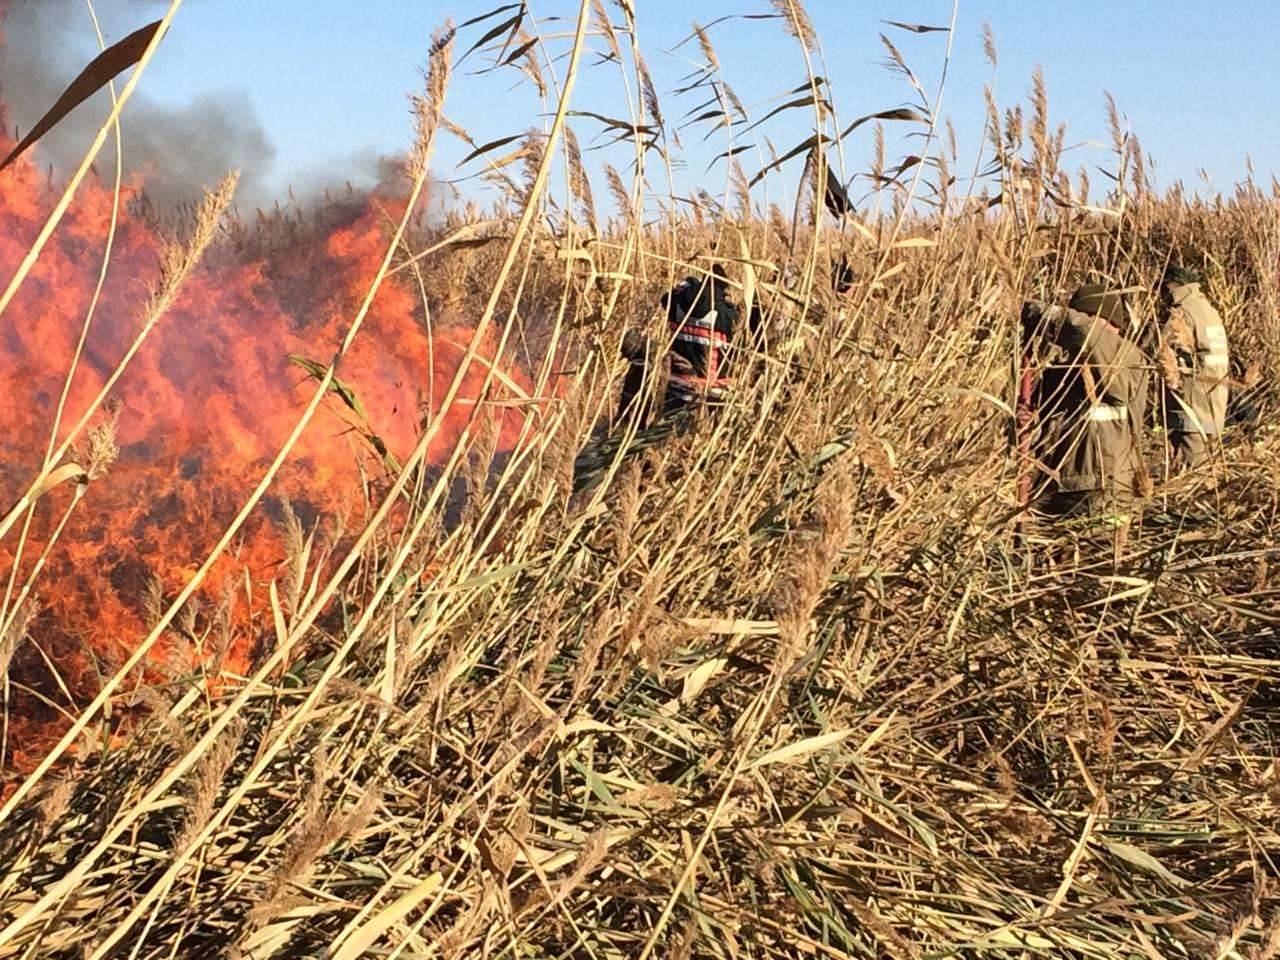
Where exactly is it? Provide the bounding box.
[1162,282,1229,468]
[1032,306,1149,517]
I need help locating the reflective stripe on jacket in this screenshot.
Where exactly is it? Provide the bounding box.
[665,276,739,394]
[1033,306,1149,496]
[1163,283,1230,436]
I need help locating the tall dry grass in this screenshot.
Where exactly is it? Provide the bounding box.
[1,3,1279,958]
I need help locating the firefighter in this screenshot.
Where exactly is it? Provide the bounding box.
[661,263,741,415]
[616,329,656,428]
[1020,284,1149,520]
[612,263,745,427]
[833,258,857,297]
[1157,265,1230,470]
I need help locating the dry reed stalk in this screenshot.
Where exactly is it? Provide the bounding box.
[592,0,621,63]
[564,126,597,230]
[173,718,244,852]
[771,464,855,668]
[982,22,998,68]
[693,23,719,72]
[636,53,663,131]
[1030,65,1049,179]
[770,0,817,51]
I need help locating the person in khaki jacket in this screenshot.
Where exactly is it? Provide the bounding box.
[1020,284,1150,520]
[1157,265,1230,470]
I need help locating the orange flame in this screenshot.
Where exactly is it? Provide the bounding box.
[0,103,530,780]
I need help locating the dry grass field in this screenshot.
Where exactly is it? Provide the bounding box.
[0,1,1278,956]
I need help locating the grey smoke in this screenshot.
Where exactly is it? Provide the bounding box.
[0,0,280,209]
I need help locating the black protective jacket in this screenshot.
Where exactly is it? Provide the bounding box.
[662,274,740,393]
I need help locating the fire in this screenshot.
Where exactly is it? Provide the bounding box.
[0,104,528,777]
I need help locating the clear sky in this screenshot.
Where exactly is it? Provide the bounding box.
[9,0,1280,210]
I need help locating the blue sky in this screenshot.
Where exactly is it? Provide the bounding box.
[12,0,1280,210]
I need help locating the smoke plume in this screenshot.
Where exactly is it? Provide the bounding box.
[0,0,278,208]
